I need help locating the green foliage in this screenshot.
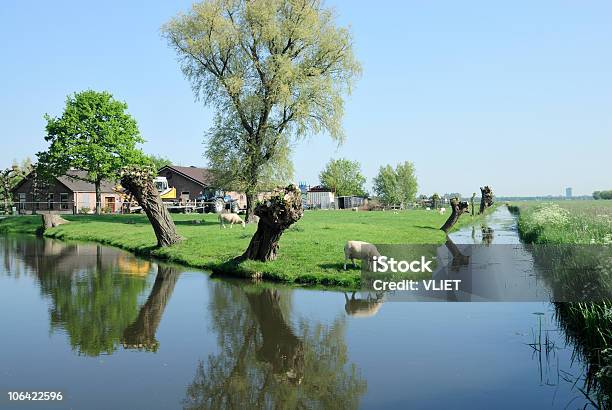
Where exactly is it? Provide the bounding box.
[0,158,34,212]
[205,115,294,192]
[146,154,172,171]
[36,90,147,212]
[594,190,612,200]
[372,161,418,206]
[430,193,440,209]
[319,158,366,197]
[163,0,361,203]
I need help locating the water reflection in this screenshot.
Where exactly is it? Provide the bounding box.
[1,236,367,408]
[122,266,180,352]
[344,292,384,318]
[183,282,367,409]
[3,235,178,356]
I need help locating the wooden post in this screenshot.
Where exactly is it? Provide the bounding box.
[470,193,476,216]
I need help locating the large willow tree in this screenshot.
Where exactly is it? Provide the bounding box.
[163,0,361,220]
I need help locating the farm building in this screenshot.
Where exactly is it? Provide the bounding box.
[336,196,366,209]
[11,170,122,214]
[157,165,247,209]
[307,185,335,209]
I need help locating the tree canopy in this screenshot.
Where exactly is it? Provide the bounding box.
[146,154,173,171]
[163,0,361,219]
[372,161,418,206]
[37,90,147,214]
[0,158,33,213]
[594,190,612,200]
[204,115,294,193]
[319,158,366,197]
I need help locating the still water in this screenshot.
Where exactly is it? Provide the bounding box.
[0,208,593,409]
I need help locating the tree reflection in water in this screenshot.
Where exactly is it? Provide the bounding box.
[9,236,180,356]
[122,266,180,352]
[184,282,367,410]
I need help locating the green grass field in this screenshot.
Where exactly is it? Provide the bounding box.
[0,209,474,288]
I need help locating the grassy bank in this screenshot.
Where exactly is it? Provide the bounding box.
[511,200,612,406]
[0,209,477,288]
[512,200,612,244]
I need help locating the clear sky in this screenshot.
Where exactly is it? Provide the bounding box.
[1,1,610,197]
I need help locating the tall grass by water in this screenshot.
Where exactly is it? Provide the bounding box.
[512,200,612,408]
[513,201,612,245]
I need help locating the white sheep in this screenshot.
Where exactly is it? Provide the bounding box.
[439,207,446,214]
[344,240,381,270]
[218,213,246,229]
[426,207,431,211]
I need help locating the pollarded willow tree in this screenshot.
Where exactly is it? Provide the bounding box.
[163,0,361,221]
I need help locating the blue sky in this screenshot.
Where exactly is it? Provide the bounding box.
[1,1,610,197]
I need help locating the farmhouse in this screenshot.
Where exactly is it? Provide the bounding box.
[157,165,215,202]
[11,170,121,214]
[157,165,247,209]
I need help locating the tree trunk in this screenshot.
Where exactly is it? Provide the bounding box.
[42,214,69,230]
[245,191,257,223]
[121,266,179,351]
[479,186,494,214]
[120,167,182,247]
[242,185,303,262]
[95,179,101,215]
[440,198,469,233]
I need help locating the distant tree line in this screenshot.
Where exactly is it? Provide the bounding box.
[593,190,612,200]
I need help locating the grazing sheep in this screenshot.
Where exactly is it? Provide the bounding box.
[425,207,431,211]
[351,207,359,212]
[218,213,246,229]
[344,240,381,270]
[439,207,446,214]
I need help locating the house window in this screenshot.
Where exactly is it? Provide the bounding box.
[48,193,54,210]
[18,193,26,209]
[60,193,69,210]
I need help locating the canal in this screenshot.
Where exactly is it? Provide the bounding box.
[0,208,594,409]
